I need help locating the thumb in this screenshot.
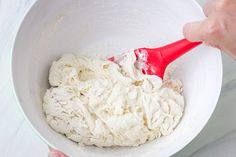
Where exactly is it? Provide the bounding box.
[183,21,206,42]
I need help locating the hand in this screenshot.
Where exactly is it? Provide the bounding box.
[48,148,69,157]
[183,0,236,59]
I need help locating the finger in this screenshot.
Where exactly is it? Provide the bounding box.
[183,21,206,42]
[203,0,215,17]
[203,0,232,16]
[184,17,224,44]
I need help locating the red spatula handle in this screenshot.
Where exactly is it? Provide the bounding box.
[159,39,202,65]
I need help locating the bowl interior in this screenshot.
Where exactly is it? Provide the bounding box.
[12,0,222,157]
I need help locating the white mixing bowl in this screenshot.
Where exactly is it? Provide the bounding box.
[11,0,222,157]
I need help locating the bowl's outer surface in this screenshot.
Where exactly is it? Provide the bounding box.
[11,0,222,157]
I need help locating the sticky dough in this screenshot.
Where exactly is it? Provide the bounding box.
[43,51,184,147]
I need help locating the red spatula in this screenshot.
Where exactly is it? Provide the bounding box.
[109,39,201,79]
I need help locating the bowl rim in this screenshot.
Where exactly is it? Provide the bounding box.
[10,0,223,157]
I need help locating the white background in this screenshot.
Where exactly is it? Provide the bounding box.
[1,0,236,156]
